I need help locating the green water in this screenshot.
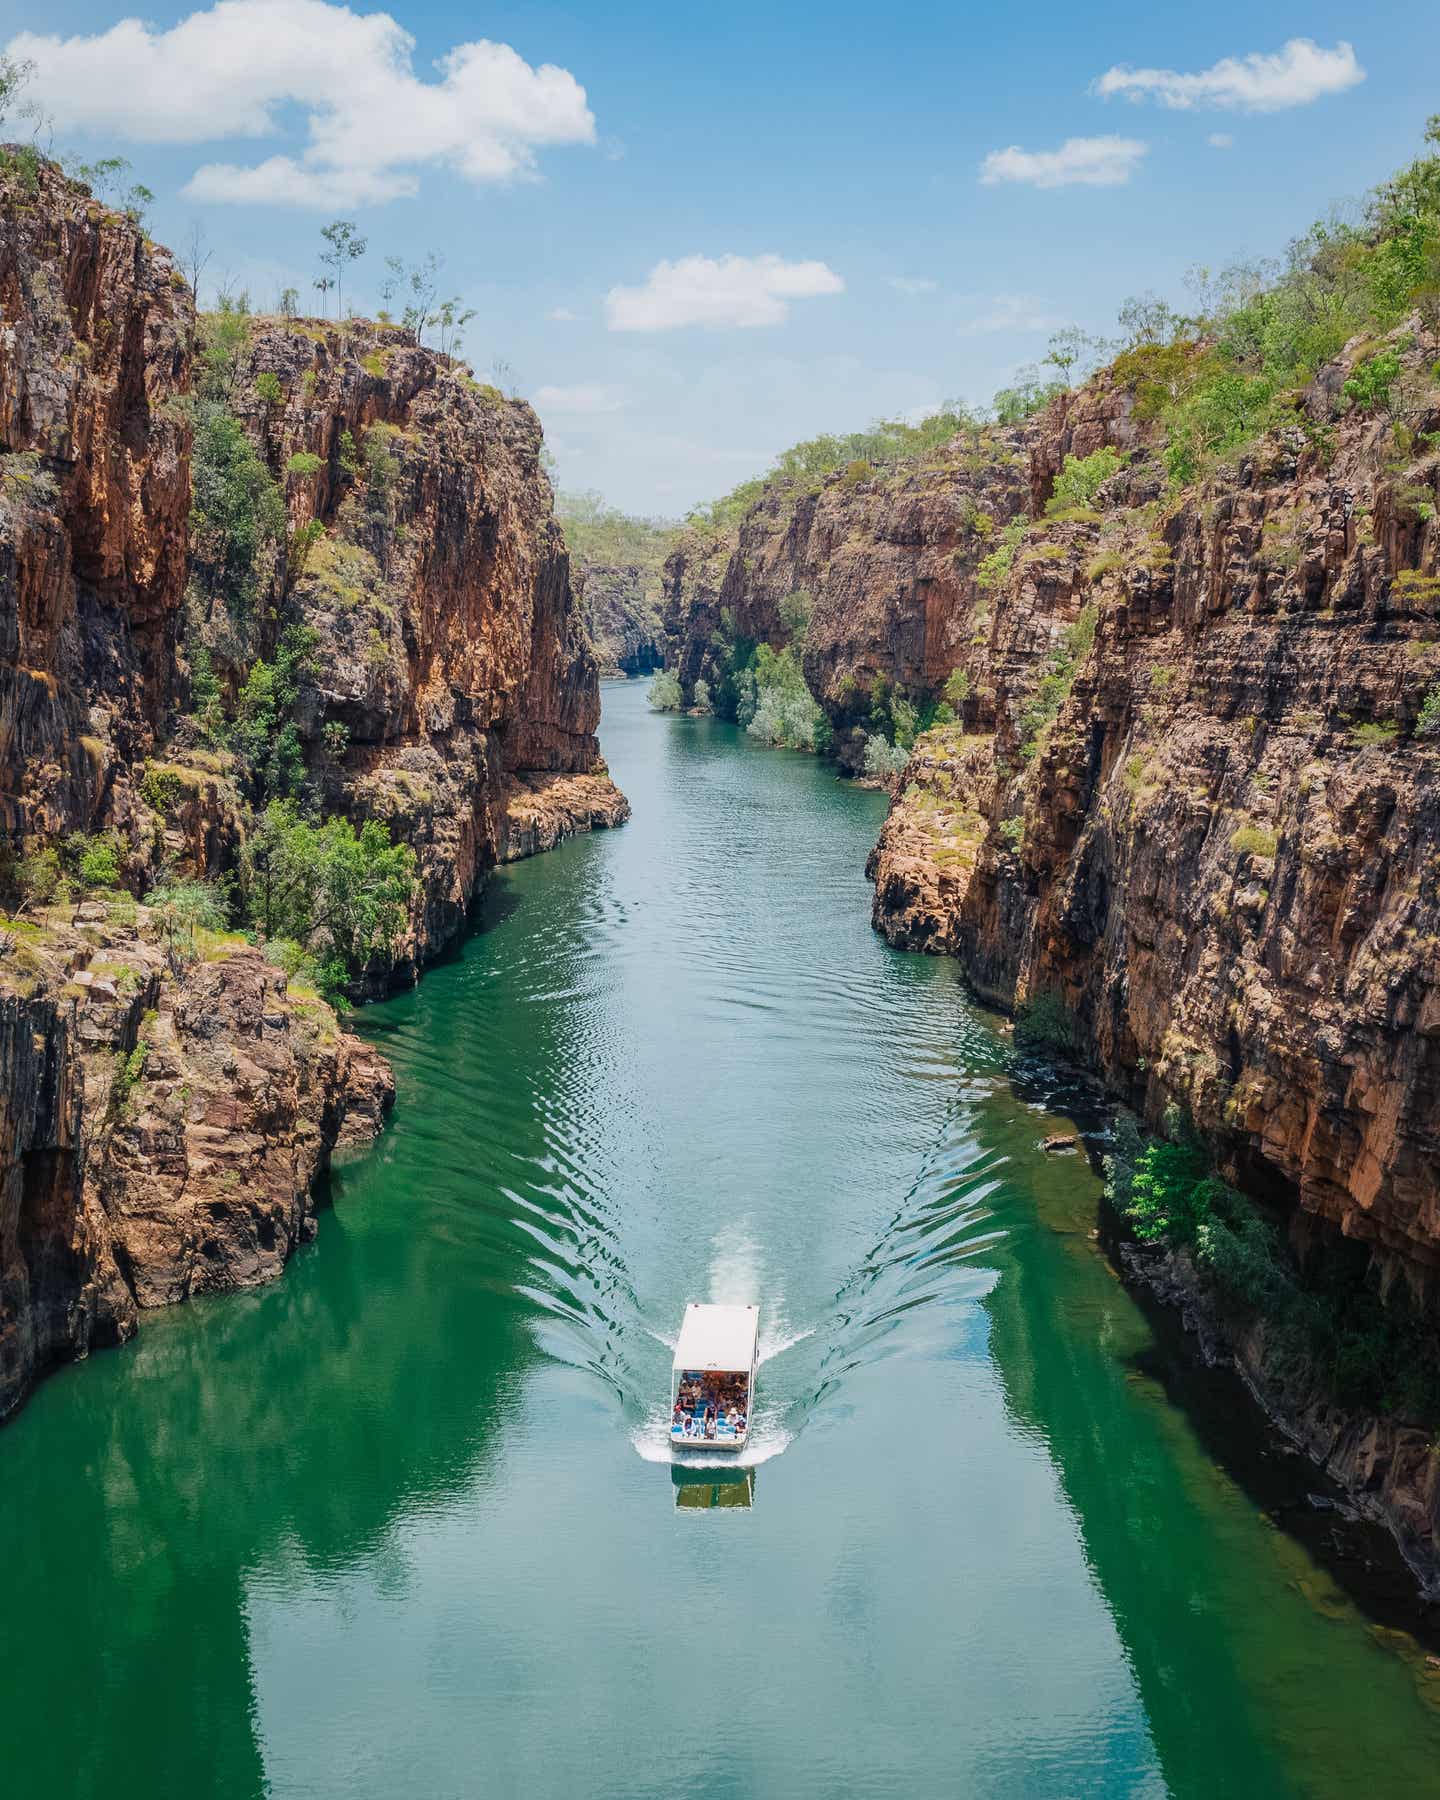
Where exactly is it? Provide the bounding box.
[4,680,1440,1798]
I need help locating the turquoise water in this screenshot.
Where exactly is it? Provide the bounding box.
[3,679,1439,1797]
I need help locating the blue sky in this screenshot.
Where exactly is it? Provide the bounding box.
[1,0,1432,514]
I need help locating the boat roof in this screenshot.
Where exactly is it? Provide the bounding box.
[672,1302,759,1373]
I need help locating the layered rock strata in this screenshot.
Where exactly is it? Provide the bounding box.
[0,908,391,1419]
[0,163,625,1416]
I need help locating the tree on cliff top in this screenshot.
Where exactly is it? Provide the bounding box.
[319,219,366,319]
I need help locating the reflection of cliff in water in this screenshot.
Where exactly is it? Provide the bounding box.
[0,888,612,1793]
[672,1465,756,1510]
[982,1056,1440,1800]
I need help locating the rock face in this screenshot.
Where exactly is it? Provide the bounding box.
[0,156,190,848]
[0,913,391,1420]
[861,323,1440,1571]
[580,563,664,676]
[868,330,1440,1287]
[502,769,631,862]
[662,437,1032,768]
[201,320,626,980]
[0,166,625,1419]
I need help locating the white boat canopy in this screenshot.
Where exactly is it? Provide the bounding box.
[672,1303,759,1374]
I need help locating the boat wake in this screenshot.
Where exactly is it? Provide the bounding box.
[629,1405,793,1469]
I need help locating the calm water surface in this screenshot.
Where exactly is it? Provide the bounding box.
[5,680,1440,1797]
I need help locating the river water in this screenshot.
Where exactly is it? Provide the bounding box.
[4,679,1440,1798]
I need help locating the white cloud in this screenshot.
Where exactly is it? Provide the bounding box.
[955,294,1067,336]
[888,276,938,295]
[534,383,624,415]
[605,253,844,331]
[547,306,579,322]
[1208,132,1235,149]
[9,0,595,208]
[1094,38,1363,112]
[979,135,1147,189]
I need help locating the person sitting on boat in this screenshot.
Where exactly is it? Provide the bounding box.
[672,1401,686,1432]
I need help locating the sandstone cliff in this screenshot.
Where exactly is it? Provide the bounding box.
[868,332,1440,1282]
[187,317,627,979]
[0,155,190,854]
[579,562,663,676]
[0,161,625,1418]
[661,427,1033,768]
[0,905,391,1419]
[861,322,1440,1572]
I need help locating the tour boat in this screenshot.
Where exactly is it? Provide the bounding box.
[669,1302,759,1451]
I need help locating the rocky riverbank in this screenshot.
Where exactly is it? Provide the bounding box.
[863,321,1440,1578]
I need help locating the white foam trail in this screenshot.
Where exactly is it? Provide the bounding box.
[706,1223,763,1306]
[758,1323,813,1365]
[629,1406,793,1469]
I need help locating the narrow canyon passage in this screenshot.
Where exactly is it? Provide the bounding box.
[3,680,1438,1798]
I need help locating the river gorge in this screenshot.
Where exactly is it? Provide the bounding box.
[4,679,1440,1798]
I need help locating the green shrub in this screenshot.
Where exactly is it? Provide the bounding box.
[1230,824,1278,858]
[647,670,683,712]
[363,424,402,516]
[146,876,229,963]
[65,833,121,890]
[1014,990,1075,1053]
[1417,682,1440,737]
[1046,447,1123,515]
[189,400,285,615]
[188,647,225,740]
[943,669,970,709]
[232,622,318,802]
[977,518,1030,591]
[844,459,872,486]
[890,696,920,751]
[10,847,65,913]
[863,734,909,779]
[1105,1115,1440,1424]
[1342,348,1401,412]
[286,451,322,478]
[691,677,713,714]
[111,1036,150,1110]
[255,371,284,407]
[140,764,186,815]
[1349,719,1398,748]
[240,799,417,994]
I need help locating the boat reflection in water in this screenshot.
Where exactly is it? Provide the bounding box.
[671,1465,756,1512]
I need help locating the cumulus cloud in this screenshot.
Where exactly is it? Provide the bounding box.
[955,294,1067,336]
[888,276,938,295]
[533,383,624,415]
[980,136,1147,189]
[1208,132,1235,149]
[1094,38,1363,112]
[605,253,844,331]
[8,0,595,207]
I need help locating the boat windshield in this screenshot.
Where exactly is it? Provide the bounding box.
[670,1369,750,1443]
